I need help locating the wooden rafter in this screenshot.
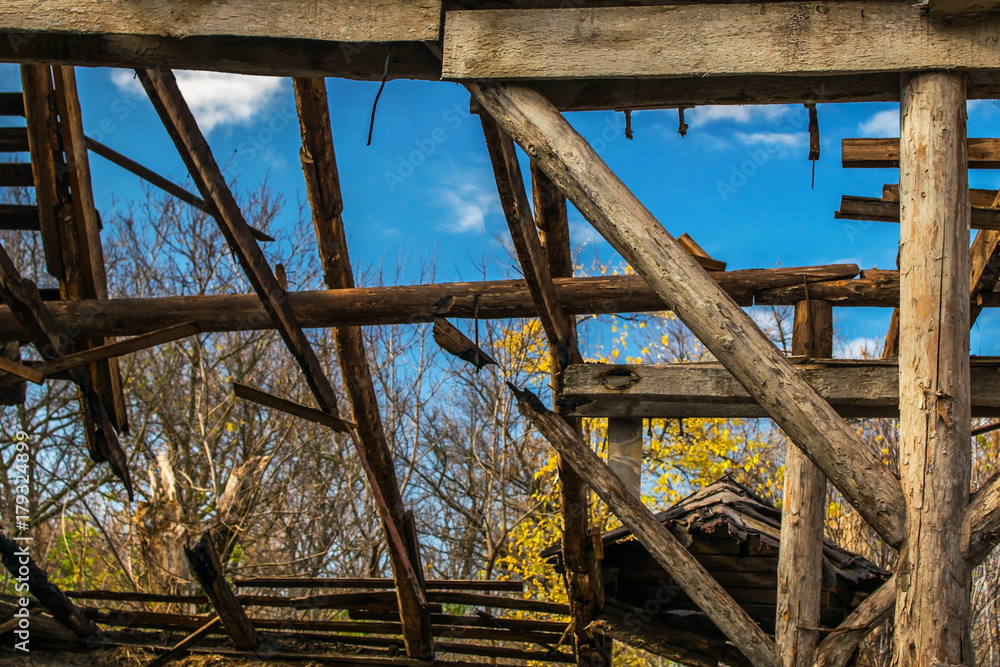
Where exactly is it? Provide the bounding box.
[136,69,427,625]
[467,80,906,548]
[184,533,258,650]
[293,76,433,660]
[843,137,1000,169]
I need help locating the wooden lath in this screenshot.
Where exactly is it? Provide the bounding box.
[293,76,434,660]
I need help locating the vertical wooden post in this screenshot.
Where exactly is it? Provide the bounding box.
[895,71,972,667]
[776,300,831,667]
[607,418,642,499]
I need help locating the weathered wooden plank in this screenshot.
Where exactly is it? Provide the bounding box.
[561,360,1000,419]
[928,0,1000,16]
[843,137,1000,169]
[231,382,353,434]
[184,533,257,650]
[607,417,642,499]
[0,204,39,231]
[775,300,830,667]
[431,317,497,370]
[145,616,221,667]
[0,531,99,639]
[0,162,34,187]
[894,71,972,667]
[234,577,523,593]
[0,1,442,43]
[294,76,433,660]
[0,127,29,152]
[754,269,899,307]
[0,266,868,340]
[0,92,24,116]
[836,195,1000,230]
[512,387,778,667]
[443,4,1000,80]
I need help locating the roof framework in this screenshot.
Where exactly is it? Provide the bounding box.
[0,1,998,666]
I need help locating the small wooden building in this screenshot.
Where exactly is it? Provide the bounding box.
[544,479,888,655]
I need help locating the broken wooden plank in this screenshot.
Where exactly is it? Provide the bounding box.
[443,4,1000,81]
[470,80,905,548]
[561,360,1000,419]
[184,533,257,650]
[232,382,353,434]
[0,531,100,639]
[512,386,777,667]
[0,266,866,340]
[843,137,1000,169]
[0,355,43,384]
[432,317,497,370]
[677,233,726,272]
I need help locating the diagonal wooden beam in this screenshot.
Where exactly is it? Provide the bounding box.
[293,76,433,660]
[0,242,132,497]
[137,69,427,620]
[511,386,777,667]
[145,616,221,667]
[184,533,257,650]
[232,383,353,434]
[468,81,906,548]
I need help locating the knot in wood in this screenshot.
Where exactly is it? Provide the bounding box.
[599,369,639,390]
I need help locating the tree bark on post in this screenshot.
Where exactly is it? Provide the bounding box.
[775,300,831,667]
[895,71,973,667]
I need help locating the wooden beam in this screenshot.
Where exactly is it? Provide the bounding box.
[775,300,831,667]
[836,194,1000,230]
[0,1,442,44]
[431,317,497,370]
[184,533,258,650]
[0,265,863,341]
[467,79,905,547]
[928,0,1000,16]
[560,359,1000,419]
[233,577,523,593]
[607,418,642,499]
[754,269,899,307]
[894,70,972,667]
[231,382,353,434]
[140,69,427,622]
[843,137,1000,169]
[0,204,40,231]
[443,4,1000,81]
[0,531,100,639]
[0,91,24,116]
[511,386,778,667]
[293,76,433,660]
[0,242,132,497]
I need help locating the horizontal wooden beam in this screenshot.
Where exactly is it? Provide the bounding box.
[928,0,1000,16]
[0,266,863,340]
[844,137,1000,169]
[561,359,1000,419]
[233,577,522,593]
[0,1,441,44]
[836,195,1000,230]
[443,4,1000,81]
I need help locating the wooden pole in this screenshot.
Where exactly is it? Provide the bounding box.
[775,300,831,667]
[894,70,972,667]
[607,418,642,499]
[466,81,906,548]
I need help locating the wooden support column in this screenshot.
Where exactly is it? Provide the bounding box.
[481,115,607,665]
[467,81,906,548]
[894,71,973,667]
[775,300,831,667]
[606,418,642,499]
[292,77,433,660]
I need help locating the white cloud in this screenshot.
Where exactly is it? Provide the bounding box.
[438,182,498,234]
[687,105,792,128]
[569,220,601,247]
[859,109,899,137]
[838,336,882,359]
[111,69,285,134]
[735,131,808,148]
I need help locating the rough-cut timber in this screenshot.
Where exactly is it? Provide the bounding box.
[0,265,863,340]
[929,0,1000,14]
[775,300,831,667]
[0,532,100,639]
[467,81,906,548]
[836,194,1000,230]
[443,4,1000,81]
[184,533,258,650]
[432,318,497,370]
[895,71,973,667]
[843,137,1000,169]
[294,76,433,660]
[512,387,777,667]
[0,1,442,44]
[560,360,1000,419]
[607,418,642,499]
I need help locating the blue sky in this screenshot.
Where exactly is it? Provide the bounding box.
[2,64,998,356]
